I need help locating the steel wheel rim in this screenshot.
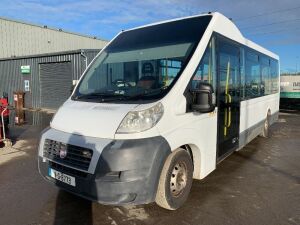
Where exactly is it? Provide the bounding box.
[265,118,269,130]
[170,161,188,197]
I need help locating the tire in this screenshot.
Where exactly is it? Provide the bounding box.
[261,115,270,138]
[155,148,193,210]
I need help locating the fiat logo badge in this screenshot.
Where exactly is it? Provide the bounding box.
[59,147,67,159]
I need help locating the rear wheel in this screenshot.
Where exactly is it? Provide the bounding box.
[155,148,193,210]
[261,115,270,138]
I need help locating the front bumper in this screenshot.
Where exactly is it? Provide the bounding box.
[38,133,171,205]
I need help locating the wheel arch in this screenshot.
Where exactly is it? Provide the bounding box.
[162,127,217,180]
[169,143,201,179]
[181,144,201,179]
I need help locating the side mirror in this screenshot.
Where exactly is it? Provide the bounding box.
[190,82,216,113]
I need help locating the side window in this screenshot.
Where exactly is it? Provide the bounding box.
[218,41,240,101]
[245,51,260,98]
[191,37,216,91]
[240,48,246,99]
[261,56,271,95]
[271,60,279,93]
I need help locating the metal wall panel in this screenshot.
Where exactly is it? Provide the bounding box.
[0,17,108,58]
[0,50,99,109]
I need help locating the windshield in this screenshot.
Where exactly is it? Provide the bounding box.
[73,15,212,103]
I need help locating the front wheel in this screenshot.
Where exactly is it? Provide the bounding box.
[155,148,193,210]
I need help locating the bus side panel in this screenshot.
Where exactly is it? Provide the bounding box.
[239,93,279,148]
[161,111,218,180]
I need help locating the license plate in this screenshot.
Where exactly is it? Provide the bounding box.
[48,168,76,187]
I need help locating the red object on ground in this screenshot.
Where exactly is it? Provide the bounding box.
[0,97,9,117]
[0,97,9,143]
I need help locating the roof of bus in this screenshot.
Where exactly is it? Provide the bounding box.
[124,12,279,61]
[211,12,279,60]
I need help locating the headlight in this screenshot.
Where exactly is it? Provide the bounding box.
[117,102,164,133]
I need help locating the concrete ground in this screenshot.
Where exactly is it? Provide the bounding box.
[0,111,299,225]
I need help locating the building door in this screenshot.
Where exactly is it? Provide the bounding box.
[23,73,32,108]
[40,62,72,109]
[217,39,240,159]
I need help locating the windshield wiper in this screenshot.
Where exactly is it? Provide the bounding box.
[74,87,167,102]
[75,92,124,100]
[122,88,166,100]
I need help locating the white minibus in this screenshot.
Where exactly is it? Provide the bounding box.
[38,12,280,210]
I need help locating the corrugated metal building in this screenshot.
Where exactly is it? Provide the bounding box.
[0,17,107,58]
[0,16,109,109]
[0,49,99,109]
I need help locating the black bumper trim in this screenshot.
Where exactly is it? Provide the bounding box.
[38,136,171,205]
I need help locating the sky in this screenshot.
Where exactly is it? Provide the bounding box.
[0,0,299,73]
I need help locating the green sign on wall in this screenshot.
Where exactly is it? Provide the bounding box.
[21,65,30,74]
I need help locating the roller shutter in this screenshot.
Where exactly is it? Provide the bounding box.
[40,62,72,109]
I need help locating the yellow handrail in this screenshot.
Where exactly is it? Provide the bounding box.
[224,60,232,136]
[208,42,211,83]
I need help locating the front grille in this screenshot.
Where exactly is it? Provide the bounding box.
[43,139,93,171]
[49,161,88,178]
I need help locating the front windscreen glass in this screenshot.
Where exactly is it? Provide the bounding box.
[73,15,212,103]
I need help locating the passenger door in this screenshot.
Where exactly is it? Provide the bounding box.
[217,38,240,159]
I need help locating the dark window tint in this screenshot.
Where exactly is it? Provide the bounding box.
[74,16,212,103]
[240,48,246,99]
[245,51,261,98]
[191,37,216,91]
[106,16,212,53]
[261,56,272,95]
[218,41,240,102]
[271,60,279,93]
